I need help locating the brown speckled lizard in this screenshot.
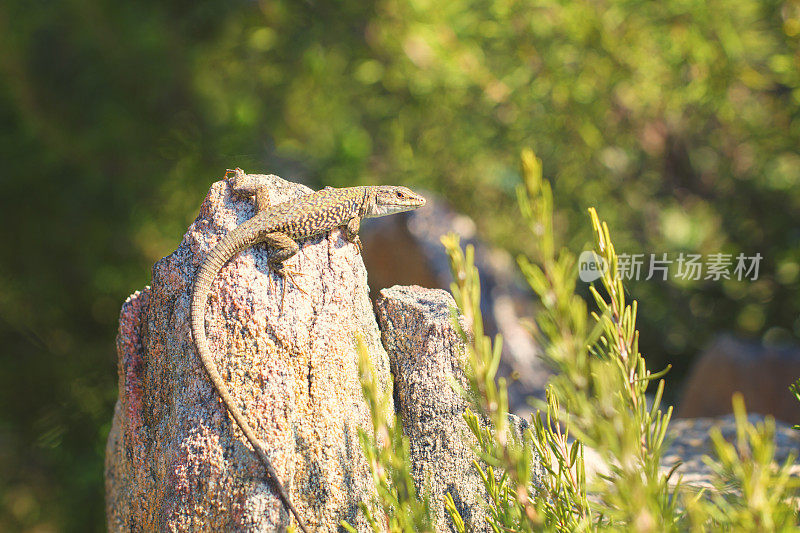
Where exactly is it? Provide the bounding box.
[190,168,425,531]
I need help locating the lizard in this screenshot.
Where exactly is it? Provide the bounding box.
[190,168,426,532]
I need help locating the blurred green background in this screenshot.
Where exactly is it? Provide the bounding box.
[1,0,798,530]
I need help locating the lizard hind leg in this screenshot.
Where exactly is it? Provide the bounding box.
[226,168,273,213]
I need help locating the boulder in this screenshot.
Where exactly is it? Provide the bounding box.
[677,335,800,424]
[581,413,800,492]
[663,414,800,490]
[105,173,392,531]
[362,195,550,416]
[375,285,544,532]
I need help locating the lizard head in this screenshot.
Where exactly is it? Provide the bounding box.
[366,186,426,217]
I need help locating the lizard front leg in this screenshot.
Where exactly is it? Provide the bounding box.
[345,216,362,254]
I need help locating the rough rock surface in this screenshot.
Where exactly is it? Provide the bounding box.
[582,414,800,492]
[677,335,800,424]
[105,173,392,531]
[663,414,800,490]
[375,285,544,532]
[362,194,550,417]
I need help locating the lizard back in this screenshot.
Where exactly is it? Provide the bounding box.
[258,186,366,240]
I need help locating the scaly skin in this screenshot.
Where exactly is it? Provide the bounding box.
[190,169,425,531]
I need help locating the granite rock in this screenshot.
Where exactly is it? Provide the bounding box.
[678,335,800,424]
[375,285,544,532]
[663,414,800,490]
[581,414,800,493]
[362,194,550,417]
[105,173,392,532]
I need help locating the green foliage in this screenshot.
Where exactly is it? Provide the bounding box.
[462,409,540,531]
[441,151,800,531]
[441,235,541,531]
[342,338,434,533]
[443,492,466,533]
[685,394,800,530]
[791,379,800,431]
[444,150,677,530]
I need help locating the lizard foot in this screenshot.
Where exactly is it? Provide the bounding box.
[271,266,308,312]
[350,234,363,255]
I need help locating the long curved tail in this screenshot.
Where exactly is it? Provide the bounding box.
[190,233,308,532]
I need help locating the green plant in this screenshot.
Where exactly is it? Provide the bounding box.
[352,149,799,531]
[342,338,434,533]
[443,149,677,530]
[441,150,800,531]
[791,378,800,431]
[684,393,800,530]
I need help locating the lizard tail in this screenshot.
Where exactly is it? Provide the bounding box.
[190,233,310,533]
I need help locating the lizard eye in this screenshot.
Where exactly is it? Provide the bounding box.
[396,191,404,198]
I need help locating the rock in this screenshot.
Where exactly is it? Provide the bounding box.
[375,285,544,532]
[362,194,550,416]
[105,173,393,531]
[662,414,800,491]
[677,335,800,424]
[581,413,800,492]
